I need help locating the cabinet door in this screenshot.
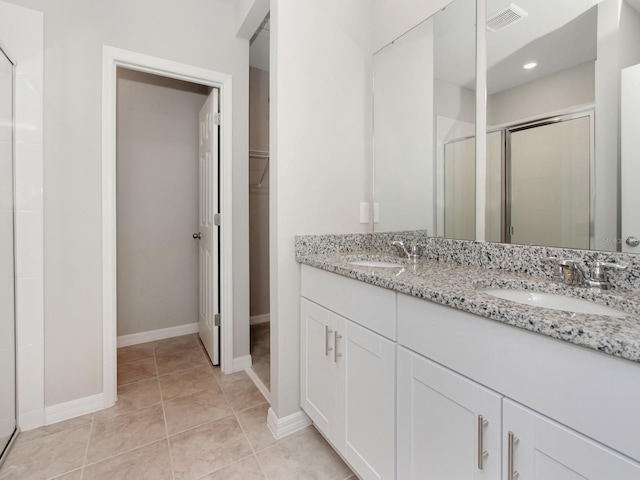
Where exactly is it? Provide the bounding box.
[503,400,640,480]
[301,299,339,441]
[397,347,502,480]
[341,318,396,480]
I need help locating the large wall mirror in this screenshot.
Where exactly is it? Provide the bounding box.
[373,0,640,254]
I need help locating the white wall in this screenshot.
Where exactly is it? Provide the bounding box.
[0,1,45,429]
[3,0,250,408]
[249,66,270,318]
[373,0,451,51]
[270,0,373,418]
[374,19,434,233]
[116,69,208,336]
[488,61,595,127]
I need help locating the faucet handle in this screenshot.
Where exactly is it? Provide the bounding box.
[593,261,628,270]
[591,261,628,282]
[540,256,563,277]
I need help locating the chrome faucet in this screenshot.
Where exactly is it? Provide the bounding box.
[391,241,419,264]
[542,257,628,290]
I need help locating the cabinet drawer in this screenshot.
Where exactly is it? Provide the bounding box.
[301,265,396,340]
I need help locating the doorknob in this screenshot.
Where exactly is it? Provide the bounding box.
[192,232,201,239]
[626,236,640,247]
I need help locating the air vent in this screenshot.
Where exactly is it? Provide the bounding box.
[487,3,528,32]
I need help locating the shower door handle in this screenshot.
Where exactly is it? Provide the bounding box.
[192,232,201,239]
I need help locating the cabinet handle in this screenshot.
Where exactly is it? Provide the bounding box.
[508,431,520,480]
[325,326,333,356]
[334,331,342,362]
[477,415,489,470]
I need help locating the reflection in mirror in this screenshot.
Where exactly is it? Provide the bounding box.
[374,0,640,254]
[485,0,640,252]
[0,44,17,463]
[373,0,476,234]
[435,0,476,240]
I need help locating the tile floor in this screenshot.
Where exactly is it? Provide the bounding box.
[0,334,354,480]
[250,323,270,389]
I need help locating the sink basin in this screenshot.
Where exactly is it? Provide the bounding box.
[481,289,627,317]
[349,260,404,268]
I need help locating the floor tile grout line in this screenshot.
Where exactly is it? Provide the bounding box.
[152,346,177,480]
[190,452,259,480]
[164,412,236,439]
[160,382,220,404]
[78,413,95,479]
[231,407,272,479]
[82,436,170,471]
[252,444,272,480]
[159,394,176,480]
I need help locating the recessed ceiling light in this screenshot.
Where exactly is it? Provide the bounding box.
[523,62,538,70]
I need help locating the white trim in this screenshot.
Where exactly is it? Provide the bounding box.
[102,46,235,408]
[18,410,45,432]
[250,313,270,325]
[267,408,312,440]
[117,323,199,348]
[244,367,271,403]
[44,393,106,426]
[231,354,252,372]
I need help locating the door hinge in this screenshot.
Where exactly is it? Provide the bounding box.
[213,112,221,126]
[214,313,221,327]
[214,213,222,226]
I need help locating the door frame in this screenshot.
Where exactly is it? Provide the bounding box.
[101,46,234,406]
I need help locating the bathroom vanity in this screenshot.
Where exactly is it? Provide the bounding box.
[297,236,640,480]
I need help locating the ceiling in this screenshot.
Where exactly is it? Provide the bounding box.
[435,0,603,93]
[250,16,270,71]
[253,0,636,90]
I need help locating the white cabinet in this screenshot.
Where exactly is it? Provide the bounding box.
[301,296,396,480]
[503,400,640,480]
[397,293,640,479]
[299,266,640,480]
[397,345,640,480]
[397,347,502,480]
[300,299,339,440]
[342,319,396,480]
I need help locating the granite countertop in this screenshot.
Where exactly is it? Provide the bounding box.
[297,251,640,363]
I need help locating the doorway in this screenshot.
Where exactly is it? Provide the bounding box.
[102,47,234,407]
[116,68,208,342]
[247,15,271,397]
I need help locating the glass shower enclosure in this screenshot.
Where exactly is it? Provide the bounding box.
[0,43,18,464]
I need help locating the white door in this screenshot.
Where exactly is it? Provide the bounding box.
[621,64,640,253]
[503,400,640,479]
[198,88,220,365]
[342,319,396,480]
[397,347,502,480]
[300,299,339,440]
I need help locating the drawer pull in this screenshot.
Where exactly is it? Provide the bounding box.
[508,431,520,480]
[325,326,333,356]
[334,331,343,362]
[477,415,489,470]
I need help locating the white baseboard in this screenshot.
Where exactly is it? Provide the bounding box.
[250,314,270,325]
[117,322,199,348]
[18,409,45,432]
[44,393,107,426]
[245,367,270,403]
[231,354,252,373]
[267,407,311,440]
